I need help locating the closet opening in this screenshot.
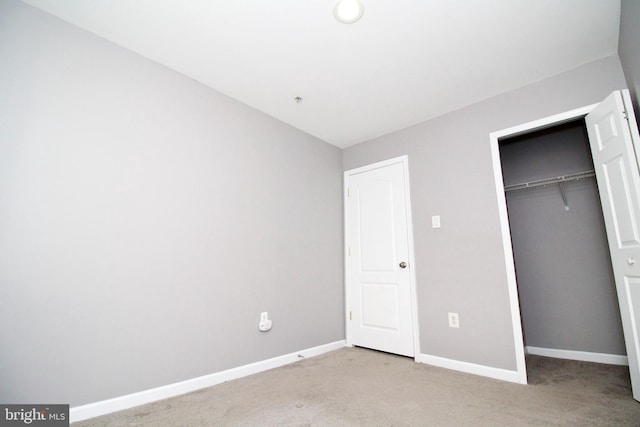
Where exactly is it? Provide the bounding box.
[498,118,627,373]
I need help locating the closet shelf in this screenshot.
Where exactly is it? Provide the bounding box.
[504,170,596,192]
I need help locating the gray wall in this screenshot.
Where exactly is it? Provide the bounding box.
[343,55,628,370]
[500,121,625,355]
[619,0,640,113]
[0,1,343,406]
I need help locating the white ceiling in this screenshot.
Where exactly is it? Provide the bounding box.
[22,0,621,148]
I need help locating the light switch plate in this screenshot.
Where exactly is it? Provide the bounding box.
[432,215,441,228]
[448,312,459,328]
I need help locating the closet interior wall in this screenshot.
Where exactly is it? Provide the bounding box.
[500,120,626,356]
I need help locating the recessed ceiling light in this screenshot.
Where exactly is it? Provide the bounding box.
[333,0,364,24]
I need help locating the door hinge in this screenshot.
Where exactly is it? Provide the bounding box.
[349,311,352,321]
[348,246,351,256]
[347,188,351,197]
[623,110,629,121]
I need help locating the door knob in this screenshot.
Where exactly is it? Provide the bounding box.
[628,258,636,266]
[399,262,407,269]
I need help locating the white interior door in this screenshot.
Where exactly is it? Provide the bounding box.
[345,156,416,357]
[586,90,640,401]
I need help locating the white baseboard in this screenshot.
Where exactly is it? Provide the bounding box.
[70,340,346,423]
[525,346,628,366]
[416,353,525,384]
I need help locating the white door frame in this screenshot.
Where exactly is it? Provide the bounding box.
[344,155,421,360]
[489,103,599,385]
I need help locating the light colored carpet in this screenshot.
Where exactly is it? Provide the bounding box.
[73,347,640,426]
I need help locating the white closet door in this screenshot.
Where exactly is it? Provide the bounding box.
[586,90,640,401]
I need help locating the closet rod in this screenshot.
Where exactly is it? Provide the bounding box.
[504,170,596,192]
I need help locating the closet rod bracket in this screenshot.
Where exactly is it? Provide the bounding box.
[558,182,569,211]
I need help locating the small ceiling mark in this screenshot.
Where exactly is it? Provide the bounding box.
[294,96,303,104]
